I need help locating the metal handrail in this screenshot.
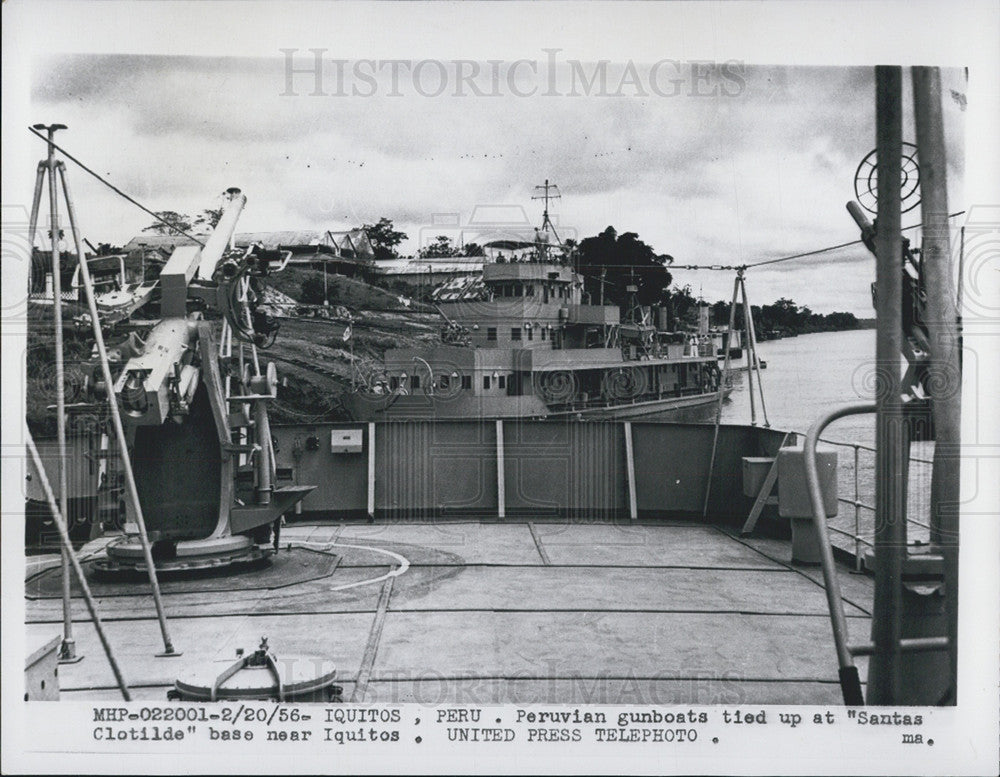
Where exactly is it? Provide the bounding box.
[811,434,934,465]
[802,401,949,705]
[802,402,877,705]
[792,427,935,566]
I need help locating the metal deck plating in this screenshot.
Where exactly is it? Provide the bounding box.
[25,520,875,704]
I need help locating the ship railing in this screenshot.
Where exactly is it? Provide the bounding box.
[792,431,935,572]
[546,385,699,413]
[799,402,948,706]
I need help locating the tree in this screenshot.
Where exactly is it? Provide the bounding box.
[663,284,701,330]
[826,311,859,330]
[710,299,730,327]
[195,207,224,232]
[420,235,458,258]
[575,226,673,307]
[362,217,407,261]
[760,297,804,332]
[142,211,193,235]
[462,242,485,257]
[724,297,860,335]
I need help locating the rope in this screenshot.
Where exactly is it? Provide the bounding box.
[28,126,206,247]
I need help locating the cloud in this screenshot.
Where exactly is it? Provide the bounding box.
[28,55,965,314]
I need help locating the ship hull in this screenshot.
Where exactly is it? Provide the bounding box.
[345,387,728,422]
[547,388,728,420]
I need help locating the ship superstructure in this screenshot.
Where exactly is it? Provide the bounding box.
[353,186,724,421]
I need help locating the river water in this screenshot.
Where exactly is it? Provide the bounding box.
[718,328,934,554]
[719,328,878,443]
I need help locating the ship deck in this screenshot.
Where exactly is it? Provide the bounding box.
[25,519,874,705]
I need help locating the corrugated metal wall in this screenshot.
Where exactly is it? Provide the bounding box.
[273,420,789,522]
[379,420,497,519]
[503,420,625,517]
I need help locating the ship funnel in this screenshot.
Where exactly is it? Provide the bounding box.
[698,303,710,335]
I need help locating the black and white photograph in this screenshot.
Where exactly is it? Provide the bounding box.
[2,1,998,774]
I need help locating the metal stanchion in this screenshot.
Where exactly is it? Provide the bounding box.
[702,270,742,516]
[913,65,961,703]
[52,154,179,658]
[28,124,81,664]
[27,435,131,700]
[741,278,770,427]
[739,277,757,426]
[853,444,862,572]
[869,65,907,705]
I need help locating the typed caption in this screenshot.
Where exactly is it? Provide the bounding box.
[10,701,963,774]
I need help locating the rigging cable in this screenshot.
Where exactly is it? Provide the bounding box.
[27,126,207,248]
[581,210,967,273]
[740,209,966,269]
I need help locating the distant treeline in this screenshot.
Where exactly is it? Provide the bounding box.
[707,297,868,337]
[660,284,868,336]
[564,225,869,336]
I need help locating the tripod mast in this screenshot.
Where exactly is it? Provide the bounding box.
[531,179,563,261]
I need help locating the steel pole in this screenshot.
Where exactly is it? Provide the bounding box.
[743,282,769,427]
[702,271,742,516]
[27,435,131,699]
[56,162,178,656]
[869,65,907,705]
[27,162,46,252]
[912,65,960,701]
[740,277,757,426]
[41,127,77,663]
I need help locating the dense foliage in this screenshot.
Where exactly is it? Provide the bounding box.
[574,226,673,307]
[709,296,861,335]
[361,217,408,261]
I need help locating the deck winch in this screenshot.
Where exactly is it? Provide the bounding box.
[94,188,315,575]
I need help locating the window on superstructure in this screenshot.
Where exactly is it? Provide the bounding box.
[511,327,522,341]
[462,375,472,390]
[540,327,547,340]
[526,327,533,341]
[483,375,491,390]
[487,327,497,342]
[411,375,420,389]
[498,375,507,390]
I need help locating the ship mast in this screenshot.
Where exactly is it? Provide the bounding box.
[531,179,563,262]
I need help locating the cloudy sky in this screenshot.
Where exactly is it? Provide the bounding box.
[21,20,968,315]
